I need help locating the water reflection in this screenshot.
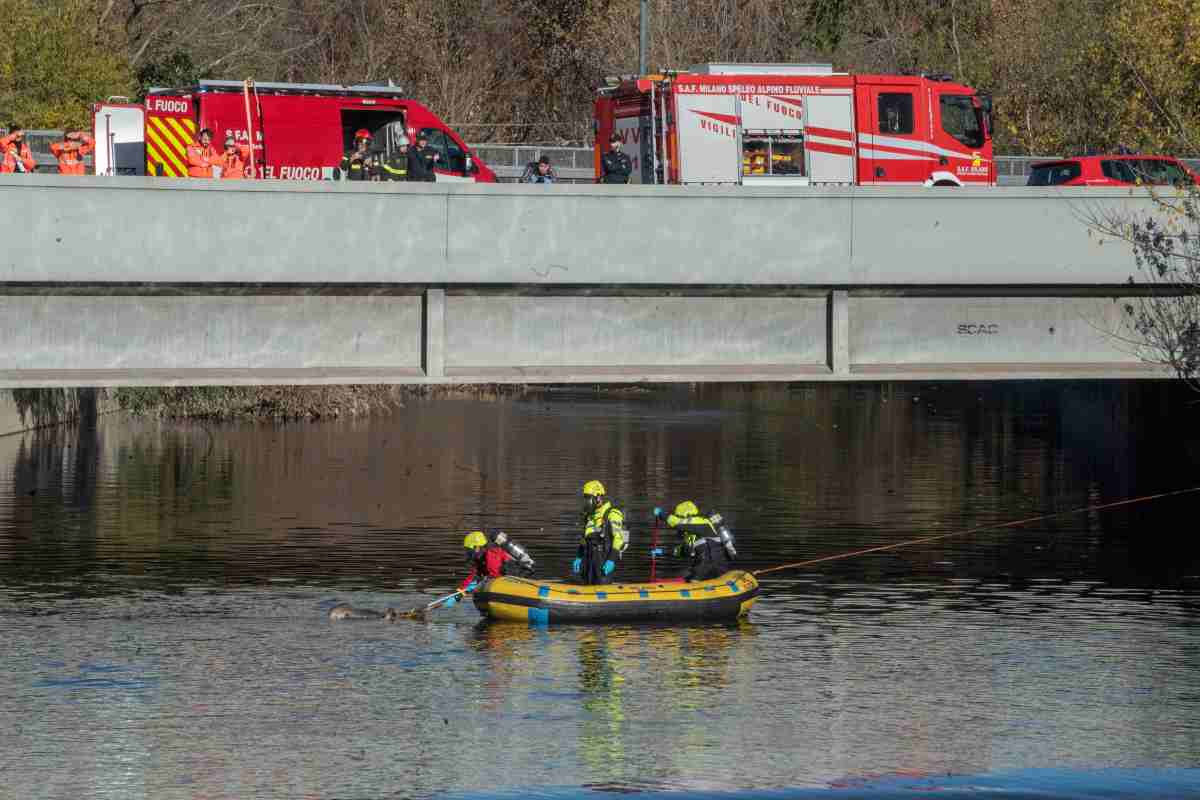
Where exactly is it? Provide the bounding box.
[4,382,1200,594]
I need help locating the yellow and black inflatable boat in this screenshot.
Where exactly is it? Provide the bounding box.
[472,571,759,624]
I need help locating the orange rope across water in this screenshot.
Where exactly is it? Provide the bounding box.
[752,486,1200,578]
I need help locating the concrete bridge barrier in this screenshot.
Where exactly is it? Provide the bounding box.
[0,175,1170,386]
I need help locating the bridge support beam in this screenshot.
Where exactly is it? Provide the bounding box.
[829,290,850,376]
[423,289,446,378]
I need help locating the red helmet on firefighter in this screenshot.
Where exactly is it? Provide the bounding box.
[354,128,372,140]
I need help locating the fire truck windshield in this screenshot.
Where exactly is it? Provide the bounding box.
[940,94,986,149]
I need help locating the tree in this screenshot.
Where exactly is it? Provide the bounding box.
[135,50,207,97]
[1077,1,1200,391]
[0,0,135,130]
[1097,0,1200,154]
[1088,182,1200,393]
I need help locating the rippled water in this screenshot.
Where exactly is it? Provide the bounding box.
[3,382,1200,799]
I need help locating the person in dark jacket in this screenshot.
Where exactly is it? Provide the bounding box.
[599,133,632,184]
[407,131,438,182]
[377,135,411,181]
[653,501,737,582]
[338,128,374,181]
[522,155,557,183]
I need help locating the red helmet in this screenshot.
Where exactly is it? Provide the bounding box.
[354,128,372,140]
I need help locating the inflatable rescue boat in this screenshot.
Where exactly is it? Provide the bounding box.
[472,571,759,624]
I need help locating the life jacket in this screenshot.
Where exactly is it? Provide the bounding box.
[186,142,219,178]
[669,515,718,557]
[213,144,251,179]
[0,136,35,174]
[50,136,94,175]
[461,545,512,589]
[340,147,372,180]
[584,501,629,553]
[378,153,409,181]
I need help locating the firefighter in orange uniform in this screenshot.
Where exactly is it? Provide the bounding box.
[215,135,252,179]
[1,128,37,174]
[50,131,94,176]
[185,128,220,178]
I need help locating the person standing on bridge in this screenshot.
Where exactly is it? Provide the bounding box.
[574,480,629,584]
[409,131,439,182]
[522,155,557,183]
[186,129,220,178]
[652,501,737,582]
[599,133,631,184]
[215,135,252,180]
[338,128,374,181]
[377,134,411,181]
[50,131,94,176]
[0,128,36,174]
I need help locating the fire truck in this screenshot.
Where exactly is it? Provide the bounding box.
[594,63,994,187]
[91,79,496,182]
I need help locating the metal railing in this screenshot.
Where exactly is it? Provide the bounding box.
[6,128,1199,184]
[471,144,596,182]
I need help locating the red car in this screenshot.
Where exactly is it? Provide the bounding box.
[1027,154,1200,187]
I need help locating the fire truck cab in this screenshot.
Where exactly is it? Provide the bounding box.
[93,79,496,182]
[594,63,994,187]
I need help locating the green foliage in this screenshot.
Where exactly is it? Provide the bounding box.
[135,50,206,98]
[0,0,135,130]
[804,0,847,52]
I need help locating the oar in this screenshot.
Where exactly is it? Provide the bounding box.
[650,507,662,581]
[391,587,471,620]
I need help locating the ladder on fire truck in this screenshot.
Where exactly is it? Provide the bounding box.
[644,73,674,185]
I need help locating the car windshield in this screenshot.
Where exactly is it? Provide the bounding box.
[940,95,985,148]
[1027,162,1081,186]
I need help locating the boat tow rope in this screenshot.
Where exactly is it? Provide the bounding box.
[752,486,1200,578]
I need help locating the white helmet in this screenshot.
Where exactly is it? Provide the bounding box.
[389,121,410,147]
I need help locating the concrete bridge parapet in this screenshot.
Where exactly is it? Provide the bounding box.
[0,175,1169,386]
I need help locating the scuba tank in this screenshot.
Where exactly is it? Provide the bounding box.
[493,531,536,574]
[708,512,737,560]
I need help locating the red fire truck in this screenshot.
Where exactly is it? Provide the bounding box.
[594,63,994,187]
[91,79,496,182]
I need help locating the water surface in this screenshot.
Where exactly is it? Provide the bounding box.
[2,382,1200,799]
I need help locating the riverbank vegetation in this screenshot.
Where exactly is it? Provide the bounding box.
[2,385,533,431]
[1,0,1198,155]
[7,388,105,430]
[110,385,533,420]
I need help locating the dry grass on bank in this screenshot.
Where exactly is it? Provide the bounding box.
[110,385,532,421]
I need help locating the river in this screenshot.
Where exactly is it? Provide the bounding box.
[2,382,1200,799]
